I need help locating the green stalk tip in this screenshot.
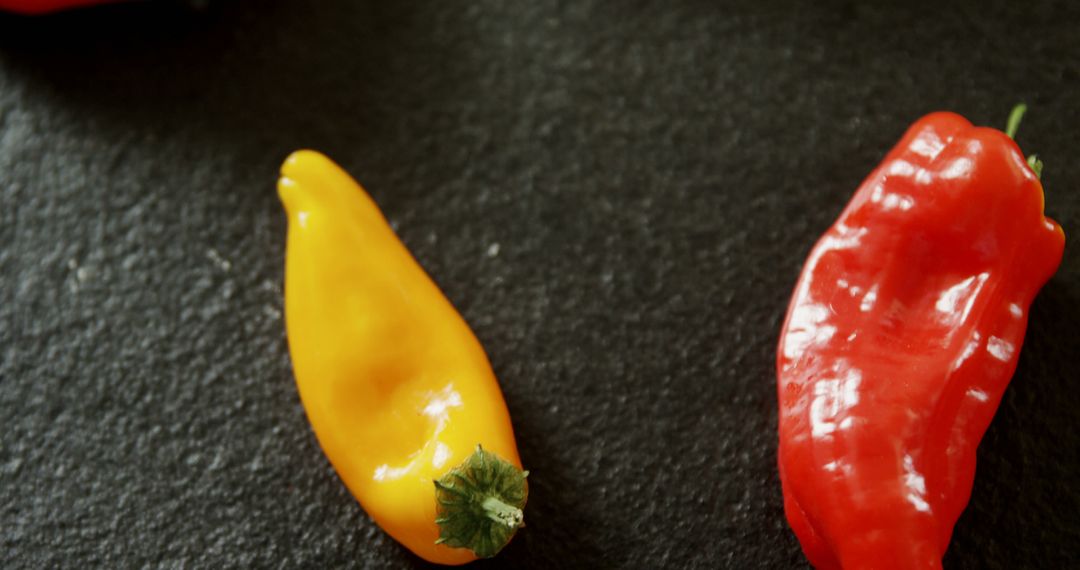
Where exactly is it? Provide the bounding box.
[1006,103,1027,139]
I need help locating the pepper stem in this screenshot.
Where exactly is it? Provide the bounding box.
[482,496,525,527]
[1005,103,1027,139]
[433,445,528,558]
[1004,103,1044,179]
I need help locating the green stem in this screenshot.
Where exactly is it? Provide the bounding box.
[1004,103,1044,179]
[1005,103,1027,139]
[482,496,524,528]
[433,445,528,558]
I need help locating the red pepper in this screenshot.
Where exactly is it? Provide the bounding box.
[0,0,123,14]
[776,109,1064,569]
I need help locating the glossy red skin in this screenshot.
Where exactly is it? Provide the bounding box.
[0,0,123,14]
[776,112,1064,569]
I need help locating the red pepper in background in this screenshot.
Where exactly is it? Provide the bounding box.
[776,108,1064,569]
[0,0,124,14]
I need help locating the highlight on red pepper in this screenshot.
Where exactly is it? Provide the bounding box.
[776,107,1064,569]
[0,0,124,14]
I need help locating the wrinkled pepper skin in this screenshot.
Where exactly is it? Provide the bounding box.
[776,113,1064,569]
[279,151,526,565]
[0,0,121,14]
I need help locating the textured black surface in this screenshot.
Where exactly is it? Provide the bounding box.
[2,1,1079,568]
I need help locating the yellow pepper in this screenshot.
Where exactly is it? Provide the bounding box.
[277,150,528,565]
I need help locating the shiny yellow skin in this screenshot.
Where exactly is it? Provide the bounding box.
[278,150,523,565]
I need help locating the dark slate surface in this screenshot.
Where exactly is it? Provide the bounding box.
[2,1,1078,568]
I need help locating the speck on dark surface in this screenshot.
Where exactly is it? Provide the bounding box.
[1,1,1078,568]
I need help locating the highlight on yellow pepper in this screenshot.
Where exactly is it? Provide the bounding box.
[277,150,528,564]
